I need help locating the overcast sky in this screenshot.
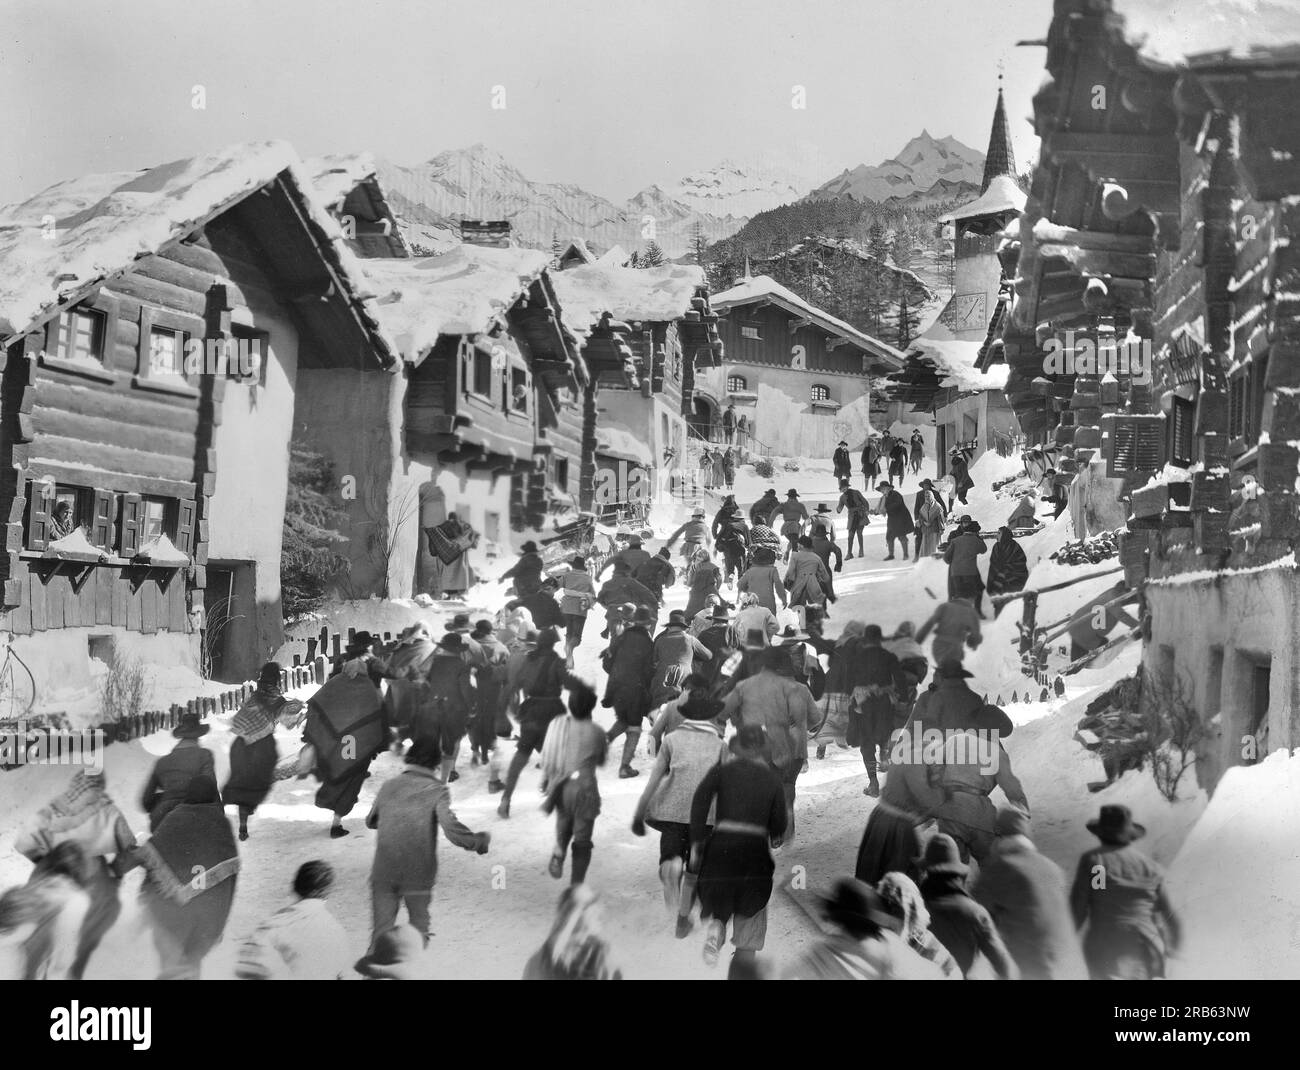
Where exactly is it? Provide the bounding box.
[0,0,1053,205]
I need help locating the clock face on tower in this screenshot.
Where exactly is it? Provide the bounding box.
[952,291,987,330]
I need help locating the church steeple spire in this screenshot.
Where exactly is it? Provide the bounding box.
[981,74,1016,193]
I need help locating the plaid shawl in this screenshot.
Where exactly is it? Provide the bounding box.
[232,692,287,744]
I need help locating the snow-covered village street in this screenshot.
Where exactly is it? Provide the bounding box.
[1,0,1300,1006]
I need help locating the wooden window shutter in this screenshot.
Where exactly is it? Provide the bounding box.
[1108,419,1137,477]
[119,492,143,555]
[1134,420,1166,472]
[26,482,51,551]
[1108,417,1167,476]
[175,499,196,556]
[1229,375,1246,439]
[90,489,115,550]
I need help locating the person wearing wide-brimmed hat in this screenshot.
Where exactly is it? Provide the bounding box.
[633,691,728,933]
[768,489,809,562]
[887,438,909,487]
[972,808,1088,980]
[355,924,435,980]
[650,609,713,710]
[909,428,925,474]
[873,481,915,561]
[917,833,1017,979]
[832,440,853,483]
[596,559,659,629]
[910,661,1025,862]
[712,497,750,585]
[837,478,871,559]
[468,620,510,768]
[1070,805,1181,979]
[414,633,477,784]
[223,661,306,841]
[596,533,652,581]
[140,711,216,833]
[782,877,941,980]
[500,540,546,598]
[749,489,779,528]
[632,546,676,605]
[784,535,833,612]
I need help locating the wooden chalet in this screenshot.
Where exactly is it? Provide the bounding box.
[1001,0,1300,788]
[702,272,903,459]
[309,154,410,259]
[0,141,397,691]
[348,237,589,595]
[550,261,722,514]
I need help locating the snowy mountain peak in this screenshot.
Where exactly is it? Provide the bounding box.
[806,131,985,205]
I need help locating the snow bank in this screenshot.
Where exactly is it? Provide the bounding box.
[1167,748,1300,979]
[364,245,552,360]
[549,261,703,337]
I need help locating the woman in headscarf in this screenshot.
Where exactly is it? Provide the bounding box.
[15,770,139,979]
[523,885,622,980]
[986,527,1029,615]
[223,662,306,841]
[138,775,239,979]
[877,871,962,978]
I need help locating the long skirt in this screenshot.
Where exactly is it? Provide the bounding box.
[143,879,237,980]
[222,735,278,811]
[315,761,373,817]
[696,831,774,924]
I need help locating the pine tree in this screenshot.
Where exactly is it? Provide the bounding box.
[281,446,351,619]
[690,222,709,266]
[641,239,666,267]
[628,249,642,268]
[895,292,920,350]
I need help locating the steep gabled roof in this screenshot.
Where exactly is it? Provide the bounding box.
[0,140,399,367]
[709,273,904,368]
[307,152,409,259]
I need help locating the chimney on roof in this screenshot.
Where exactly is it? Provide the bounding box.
[981,77,1017,193]
[460,220,512,248]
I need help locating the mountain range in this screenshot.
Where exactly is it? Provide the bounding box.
[370,132,986,257]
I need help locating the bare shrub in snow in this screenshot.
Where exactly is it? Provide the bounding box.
[100,652,147,724]
[1142,669,1204,802]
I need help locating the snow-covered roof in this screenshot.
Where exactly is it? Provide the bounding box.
[709,273,904,365]
[550,261,704,337]
[1114,0,1300,67]
[0,140,397,360]
[595,426,653,466]
[363,244,552,360]
[596,243,631,266]
[307,152,379,210]
[938,174,1027,223]
[911,337,1010,392]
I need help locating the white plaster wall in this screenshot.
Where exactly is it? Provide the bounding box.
[1145,570,1298,792]
[18,628,199,708]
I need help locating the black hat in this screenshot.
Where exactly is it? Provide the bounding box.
[449,613,472,631]
[658,547,672,559]
[520,541,539,554]
[933,659,972,680]
[571,555,587,570]
[876,481,892,490]
[920,478,934,488]
[838,440,848,447]
[666,610,688,628]
[815,503,833,513]
[257,661,283,691]
[918,833,969,876]
[861,624,883,643]
[626,533,643,546]
[786,489,799,497]
[710,605,730,622]
[680,693,724,721]
[472,619,494,638]
[437,633,465,653]
[346,631,376,653]
[1087,805,1146,845]
[819,878,901,936]
[173,712,209,739]
[631,606,656,627]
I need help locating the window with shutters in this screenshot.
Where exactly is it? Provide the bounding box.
[1108,416,1167,476]
[727,375,747,393]
[1249,354,1269,446]
[141,496,171,543]
[1170,397,1195,467]
[810,384,831,403]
